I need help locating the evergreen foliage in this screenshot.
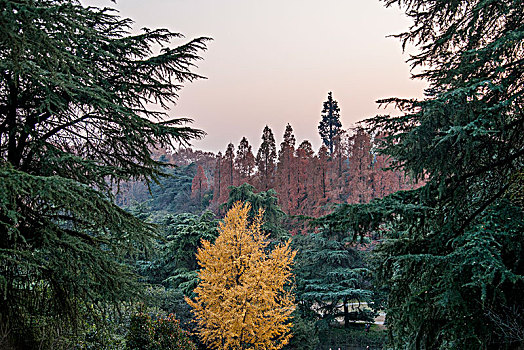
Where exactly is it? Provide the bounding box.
[293,229,374,329]
[318,92,342,154]
[222,183,287,240]
[334,0,524,347]
[0,0,208,346]
[126,312,196,350]
[141,211,219,294]
[148,163,205,214]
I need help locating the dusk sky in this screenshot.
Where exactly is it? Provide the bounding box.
[84,0,427,153]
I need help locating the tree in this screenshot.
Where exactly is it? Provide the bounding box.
[235,137,255,182]
[318,92,342,155]
[276,124,297,214]
[355,0,524,348]
[293,140,314,216]
[212,152,224,204]
[186,202,296,350]
[347,128,374,204]
[292,231,373,329]
[126,312,197,350]
[316,145,330,200]
[256,125,277,190]
[222,183,287,241]
[141,211,219,293]
[0,0,209,346]
[224,142,237,188]
[191,164,209,205]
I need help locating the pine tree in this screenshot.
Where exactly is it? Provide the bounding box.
[145,211,219,293]
[186,202,296,350]
[255,125,277,190]
[0,0,209,345]
[318,92,342,155]
[222,184,287,241]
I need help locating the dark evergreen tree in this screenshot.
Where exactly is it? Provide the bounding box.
[222,183,287,241]
[0,0,209,346]
[142,211,219,294]
[318,92,342,155]
[332,0,524,348]
[293,230,374,329]
[255,125,277,190]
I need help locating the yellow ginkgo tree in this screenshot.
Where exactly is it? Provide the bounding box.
[186,202,296,350]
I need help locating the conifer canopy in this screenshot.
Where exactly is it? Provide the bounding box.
[335,0,524,348]
[0,0,209,345]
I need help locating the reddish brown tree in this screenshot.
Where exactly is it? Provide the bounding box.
[191,165,209,204]
[276,124,297,214]
[212,143,238,205]
[255,126,277,190]
[331,131,349,200]
[347,128,374,204]
[224,143,236,188]
[212,152,223,204]
[293,140,314,216]
[317,145,330,200]
[235,137,255,183]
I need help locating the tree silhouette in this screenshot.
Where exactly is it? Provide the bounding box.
[318,92,342,155]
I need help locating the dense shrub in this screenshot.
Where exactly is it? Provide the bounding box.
[126,313,196,350]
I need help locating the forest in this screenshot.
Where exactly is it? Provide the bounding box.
[0,0,522,349]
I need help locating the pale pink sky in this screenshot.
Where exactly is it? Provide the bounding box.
[83,0,426,153]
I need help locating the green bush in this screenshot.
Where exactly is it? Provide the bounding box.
[126,313,196,350]
[284,313,319,350]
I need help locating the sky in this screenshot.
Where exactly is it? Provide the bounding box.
[83,0,426,153]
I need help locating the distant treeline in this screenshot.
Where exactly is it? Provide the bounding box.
[116,124,420,221]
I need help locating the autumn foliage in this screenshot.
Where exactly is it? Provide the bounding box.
[206,125,418,218]
[186,202,296,349]
[191,164,209,201]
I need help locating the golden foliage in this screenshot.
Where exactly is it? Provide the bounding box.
[186,202,296,350]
